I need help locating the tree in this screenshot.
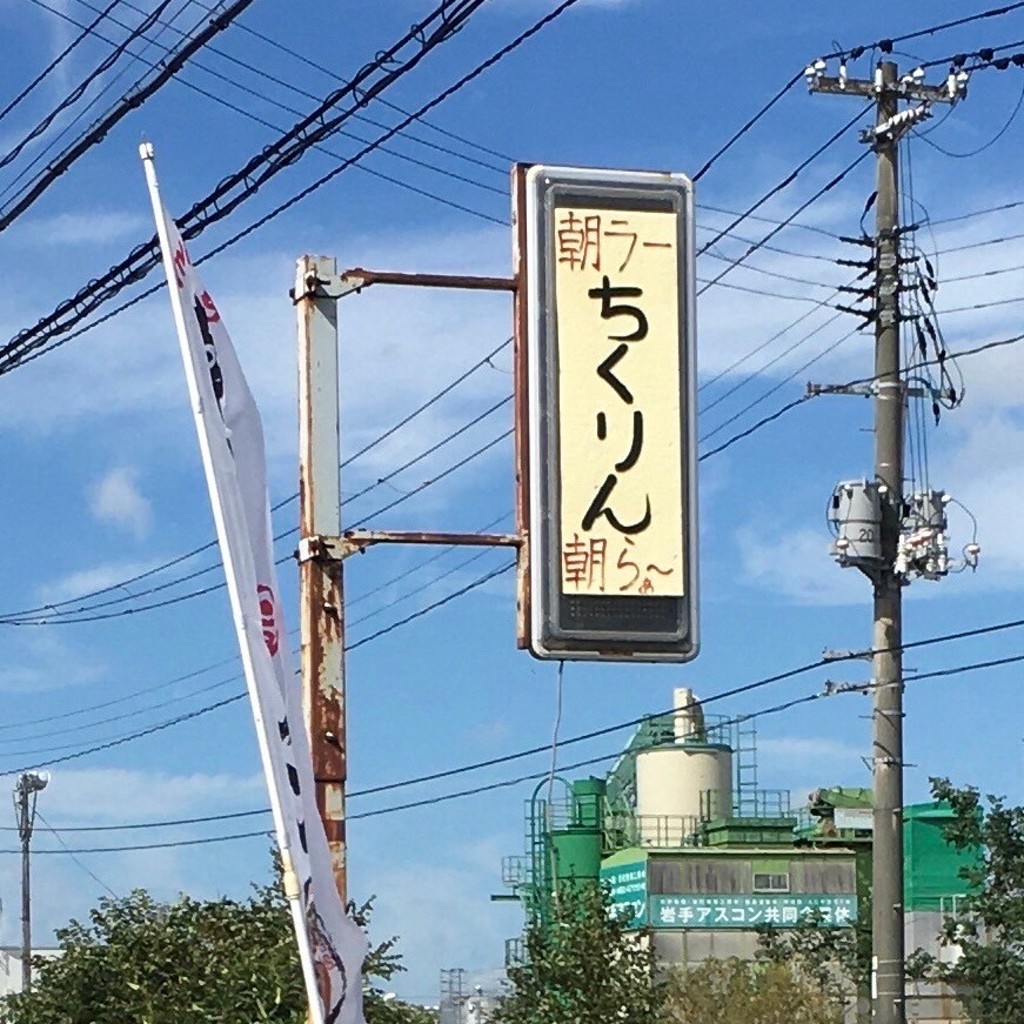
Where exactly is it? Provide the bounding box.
[756,911,870,1012]
[922,777,1024,1024]
[0,866,435,1024]
[662,958,842,1024]
[491,882,662,1024]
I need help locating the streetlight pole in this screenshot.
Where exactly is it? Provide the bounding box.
[14,772,48,994]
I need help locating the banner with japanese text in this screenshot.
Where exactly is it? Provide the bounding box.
[144,149,366,1024]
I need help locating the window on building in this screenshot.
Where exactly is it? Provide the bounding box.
[753,872,790,893]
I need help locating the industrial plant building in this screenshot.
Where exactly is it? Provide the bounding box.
[497,687,974,1024]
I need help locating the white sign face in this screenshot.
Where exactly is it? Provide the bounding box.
[516,165,698,662]
[835,807,874,831]
[554,206,685,599]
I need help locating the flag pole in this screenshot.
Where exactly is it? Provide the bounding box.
[139,142,326,1024]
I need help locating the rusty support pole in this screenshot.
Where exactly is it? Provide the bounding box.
[512,164,531,649]
[295,255,347,904]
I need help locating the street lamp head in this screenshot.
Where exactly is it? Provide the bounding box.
[19,772,49,794]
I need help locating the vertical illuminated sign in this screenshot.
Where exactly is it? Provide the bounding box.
[516,165,698,661]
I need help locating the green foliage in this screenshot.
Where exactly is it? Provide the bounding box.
[923,777,1024,1024]
[755,910,869,1009]
[492,882,662,1024]
[662,958,842,1024]
[0,865,435,1024]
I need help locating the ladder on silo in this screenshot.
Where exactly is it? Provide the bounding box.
[734,718,760,818]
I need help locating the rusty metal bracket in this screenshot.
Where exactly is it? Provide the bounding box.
[298,530,522,563]
[290,269,366,305]
[339,267,517,294]
[296,534,356,563]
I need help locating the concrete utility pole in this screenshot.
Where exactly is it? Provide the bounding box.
[295,256,348,904]
[809,59,964,1024]
[869,62,907,1024]
[14,771,48,994]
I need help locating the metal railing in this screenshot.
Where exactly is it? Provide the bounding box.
[604,812,705,851]
[501,855,531,888]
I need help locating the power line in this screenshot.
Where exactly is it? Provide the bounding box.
[0,0,125,127]
[823,3,1024,61]
[12,0,198,203]
[69,0,511,177]
[0,0,176,178]
[37,0,511,226]
[18,624,1024,840]
[0,0,260,233]
[346,559,515,653]
[698,151,872,294]
[692,72,803,181]
[17,828,273,855]
[698,108,869,257]
[699,326,859,445]
[0,339,512,623]
[34,811,120,897]
[0,0,497,372]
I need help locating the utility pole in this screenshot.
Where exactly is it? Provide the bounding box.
[869,62,907,1024]
[295,255,349,904]
[808,58,966,1024]
[14,771,48,994]
[290,260,520,906]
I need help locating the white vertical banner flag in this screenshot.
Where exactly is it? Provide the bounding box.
[141,145,366,1024]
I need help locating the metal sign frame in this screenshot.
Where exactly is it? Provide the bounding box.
[514,164,698,662]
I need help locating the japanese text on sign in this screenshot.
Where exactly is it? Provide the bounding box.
[648,894,858,929]
[555,207,685,598]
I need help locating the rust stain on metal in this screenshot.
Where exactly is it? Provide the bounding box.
[341,267,517,292]
[297,257,348,904]
[512,165,532,650]
[342,529,521,550]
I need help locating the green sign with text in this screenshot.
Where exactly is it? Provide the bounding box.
[649,894,857,929]
[600,860,648,927]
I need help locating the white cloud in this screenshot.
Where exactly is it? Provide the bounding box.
[362,837,518,1000]
[36,557,172,603]
[17,211,148,248]
[0,633,104,693]
[32,766,266,823]
[736,525,863,605]
[89,467,153,540]
[0,767,272,949]
[758,736,864,762]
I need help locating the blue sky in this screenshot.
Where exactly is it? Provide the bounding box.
[2,0,1024,1002]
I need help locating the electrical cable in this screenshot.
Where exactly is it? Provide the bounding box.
[68,0,512,177]
[0,338,512,622]
[700,203,840,241]
[0,0,177,178]
[34,811,120,896]
[692,72,803,182]
[17,620,1024,841]
[822,3,1024,61]
[700,308,847,416]
[0,0,500,372]
[345,559,515,654]
[7,0,199,203]
[698,152,872,294]
[0,426,510,627]
[0,559,522,774]
[189,0,517,165]
[15,0,503,230]
[699,326,860,445]
[19,828,273,855]
[346,642,1024,821]
[698,109,870,257]
[915,76,1024,157]
[0,0,126,127]
[347,545,500,630]
[0,0,259,233]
